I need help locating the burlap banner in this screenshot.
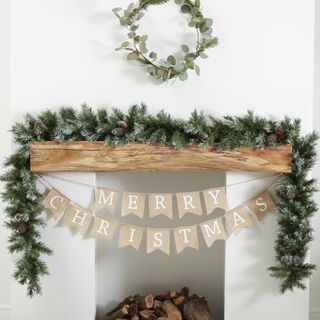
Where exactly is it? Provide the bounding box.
[200,217,228,247]
[174,225,199,254]
[90,184,228,219]
[118,224,144,250]
[147,228,170,255]
[225,204,255,236]
[176,191,202,218]
[43,184,278,255]
[247,191,278,221]
[203,187,227,214]
[63,202,93,234]
[90,215,118,243]
[121,192,145,219]
[94,187,119,215]
[43,188,70,219]
[148,193,173,219]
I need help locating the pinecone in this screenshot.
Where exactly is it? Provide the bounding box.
[33,120,44,134]
[287,190,297,200]
[112,127,127,137]
[275,127,285,139]
[292,255,302,266]
[198,132,208,142]
[14,213,23,222]
[267,133,278,145]
[18,222,28,234]
[116,120,128,129]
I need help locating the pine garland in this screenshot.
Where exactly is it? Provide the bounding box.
[1,104,318,296]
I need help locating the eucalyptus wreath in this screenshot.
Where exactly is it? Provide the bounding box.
[1,104,318,296]
[113,0,218,82]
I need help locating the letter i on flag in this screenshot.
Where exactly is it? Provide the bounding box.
[118,224,144,250]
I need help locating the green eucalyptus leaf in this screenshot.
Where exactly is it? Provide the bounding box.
[141,35,148,42]
[181,44,190,53]
[205,18,213,26]
[127,3,135,11]
[127,52,139,60]
[179,72,188,81]
[134,35,141,43]
[147,66,156,75]
[167,55,177,65]
[139,42,148,54]
[120,17,130,26]
[162,72,169,81]
[173,63,185,72]
[191,7,198,15]
[195,0,201,8]
[181,4,191,13]
[128,32,136,39]
[185,53,195,63]
[149,52,158,60]
[130,25,139,31]
[200,52,208,59]
[195,65,200,76]
[121,41,130,47]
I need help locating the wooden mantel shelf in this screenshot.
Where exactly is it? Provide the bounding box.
[30,141,292,174]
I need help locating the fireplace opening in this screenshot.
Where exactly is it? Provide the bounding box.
[95,172,226,320]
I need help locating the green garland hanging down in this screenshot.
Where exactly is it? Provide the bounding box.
[113,0,218,82]
[1,104,318,296]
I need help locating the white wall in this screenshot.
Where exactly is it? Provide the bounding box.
[6,0,316,319]
[0,0,12,319]
[310,0,320,317]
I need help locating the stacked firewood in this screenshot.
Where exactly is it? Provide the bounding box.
[105,287,214,320]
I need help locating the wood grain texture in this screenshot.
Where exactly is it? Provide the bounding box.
[30,141,292,173]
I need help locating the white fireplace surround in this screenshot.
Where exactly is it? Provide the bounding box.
[1,0,320,319]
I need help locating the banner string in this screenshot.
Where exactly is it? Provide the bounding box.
[36,173,281,190]
[37,174,280,231]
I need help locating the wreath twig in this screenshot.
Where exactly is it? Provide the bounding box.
[113,0,218,82]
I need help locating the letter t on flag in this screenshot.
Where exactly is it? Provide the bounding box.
[174,225,199,254]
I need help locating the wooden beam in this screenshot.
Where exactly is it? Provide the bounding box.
[30,141,292,173]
